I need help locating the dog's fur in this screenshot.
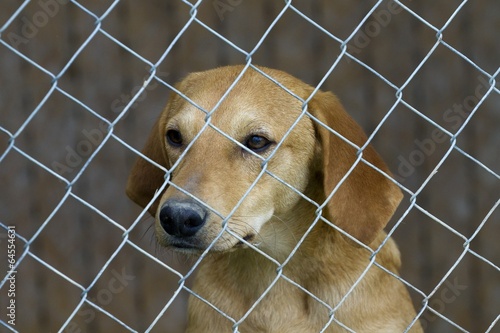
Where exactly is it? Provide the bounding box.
[126,65,422,332]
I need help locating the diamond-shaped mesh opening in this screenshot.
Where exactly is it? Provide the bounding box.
[28,195,125,286]
[56,33,157,121]
[1,1,96,72]
[0,254,83,332]
[416,148,499,235]
[13,90,106,177]
[0,148,67,234]
[419,253,499,332]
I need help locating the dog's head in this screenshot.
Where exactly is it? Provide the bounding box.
[126,65,402,253]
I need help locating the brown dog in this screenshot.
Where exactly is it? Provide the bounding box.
[127,65,423,332]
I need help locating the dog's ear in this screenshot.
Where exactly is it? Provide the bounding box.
[309,91,402,245]
[126,116,168,216]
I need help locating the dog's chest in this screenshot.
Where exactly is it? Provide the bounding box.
[189,256,332,332]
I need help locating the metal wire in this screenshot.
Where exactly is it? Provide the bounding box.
[0,1,498,332]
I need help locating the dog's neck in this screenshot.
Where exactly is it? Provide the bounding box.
[219,174,392,279]
[222,179,353,279]
[195,180,400,321]
[255,175,333,260]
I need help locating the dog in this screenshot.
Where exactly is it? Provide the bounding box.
[126,65,423,332]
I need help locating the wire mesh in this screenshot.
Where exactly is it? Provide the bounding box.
[0,0,498,332]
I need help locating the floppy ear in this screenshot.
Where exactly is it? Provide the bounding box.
[309,91,402,245]
[126,116,168,216]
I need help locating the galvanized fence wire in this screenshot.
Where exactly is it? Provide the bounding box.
[0,0,499,332]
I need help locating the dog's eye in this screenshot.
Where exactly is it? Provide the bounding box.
[245,135,272,152]
[166,130,183,147]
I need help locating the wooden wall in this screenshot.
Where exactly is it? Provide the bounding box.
[0,0,498,332]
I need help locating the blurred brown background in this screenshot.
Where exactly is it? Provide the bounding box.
[0,0,498,332]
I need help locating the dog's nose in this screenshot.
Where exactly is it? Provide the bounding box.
[159,200,207,237]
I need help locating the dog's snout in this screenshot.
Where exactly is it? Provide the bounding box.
[159,200,207,237]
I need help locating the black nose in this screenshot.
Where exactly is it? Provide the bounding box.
[159,200,207,237]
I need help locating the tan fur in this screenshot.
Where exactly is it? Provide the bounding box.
[127,65,423,332]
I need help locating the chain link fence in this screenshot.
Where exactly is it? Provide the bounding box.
[0,0,498,332]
